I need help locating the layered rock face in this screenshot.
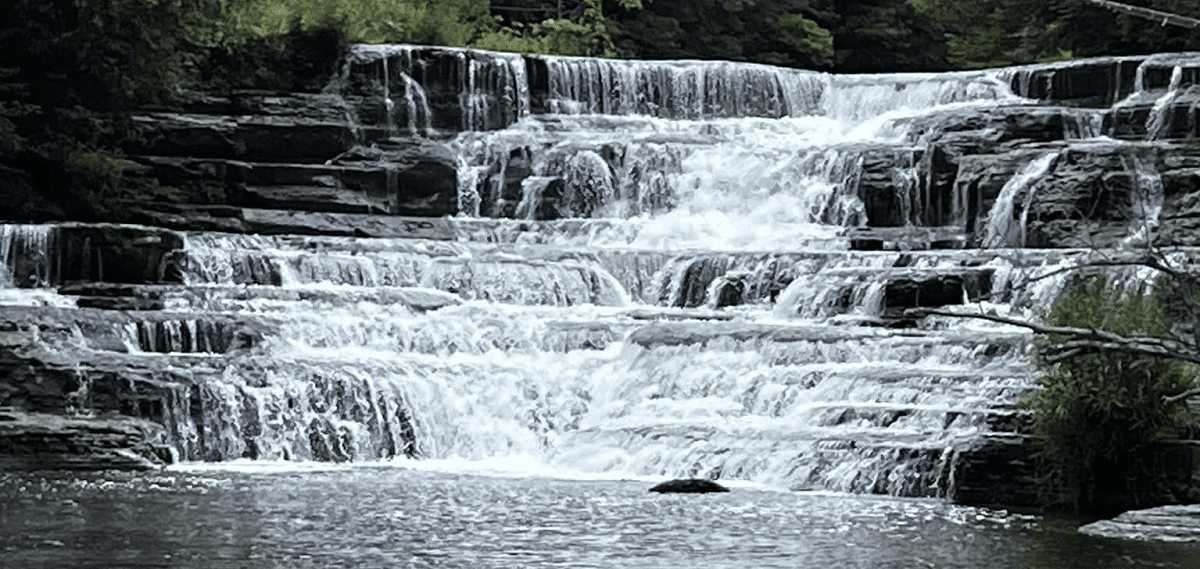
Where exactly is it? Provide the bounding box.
[116,49,1200,250]
[1,46,1199,510]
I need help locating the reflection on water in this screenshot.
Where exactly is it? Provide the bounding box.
[0,467,1195,569]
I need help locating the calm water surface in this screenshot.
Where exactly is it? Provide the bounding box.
[0,466,1196,569]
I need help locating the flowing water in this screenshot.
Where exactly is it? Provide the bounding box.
[4,47,1200,565]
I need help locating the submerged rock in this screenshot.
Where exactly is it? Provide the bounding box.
[1079,505,1200,542]
[649,479,731,493]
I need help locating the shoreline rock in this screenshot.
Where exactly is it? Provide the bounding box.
[1079,504,1200,542]
[0,409,172,471]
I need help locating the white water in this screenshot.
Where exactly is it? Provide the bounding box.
[5,49,1198,497]
[981,152,1060,249]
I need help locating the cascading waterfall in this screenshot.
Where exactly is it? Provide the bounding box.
[0,224,53,288]
[540,56,829,119]
[981,153,1060,249]
[823,72,1014,125]
[1123,151,1166,248]
[14,46,1200,500]
[1147,66,1185,140]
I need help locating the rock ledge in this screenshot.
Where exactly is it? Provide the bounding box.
[1078,505,1200,542]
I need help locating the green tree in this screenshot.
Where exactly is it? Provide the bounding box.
[607,0,834,69]
[832,0,949,72]
[1026,274,1197,514]
[912,0,1200,69]
[476,0,643,56]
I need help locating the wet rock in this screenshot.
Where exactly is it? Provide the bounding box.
[52,225,186,285]
[342,46,527,134]
[950,435,1043,509]
[124,204,464,238]
[1006,57,1145,107]
[1,225,186,287]
[0,409,172,471]
[60,283,167,311]
[857,147,924,228]
[884,275,966,311]
[1079,505,1200,542]
[130,113,356,163]
[649,478,730,493]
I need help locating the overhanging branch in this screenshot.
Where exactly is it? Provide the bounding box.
[907,308,1200,366]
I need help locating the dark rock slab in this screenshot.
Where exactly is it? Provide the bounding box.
[123,205,462,239]
[331,139,460,217]
[0,409,172,471]
[950,434,1043,509]
[342,45,529,134]
[882,271,993,317]
[649,478,730,493]
[129,113,356,163]
[1,224,186,287]
[240,209,458,239]
[1005,57,1146,107]
[53,225,186,285]
[242,185,388,214]
[1079,505,1200,542]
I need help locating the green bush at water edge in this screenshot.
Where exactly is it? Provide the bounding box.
[1026,274,1198,515]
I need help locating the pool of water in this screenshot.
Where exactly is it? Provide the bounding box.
[0,466,1196,569]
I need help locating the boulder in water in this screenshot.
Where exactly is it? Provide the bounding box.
[649,479,730,493]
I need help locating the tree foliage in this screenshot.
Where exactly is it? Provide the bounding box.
[606,0,835,69]
[1026,274,1198,514]
[912,0,1200,69]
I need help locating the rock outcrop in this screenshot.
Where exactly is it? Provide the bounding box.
[0,409,172,471]
[649,479,731,493]
[1079,504,1200,542]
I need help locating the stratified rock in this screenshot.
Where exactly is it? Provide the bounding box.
[1005,56,1145,107]
[885,275,966,311]
[1079,505,1200,542]
[0,409,172,471]
[949,434,1043,509]
[857,146,924,228]
[1,224,186,287]
[342,45,528,134]
[240,209,458,239]
[649,478,730,493]
[53,225,186,285]
[129,113,356,163]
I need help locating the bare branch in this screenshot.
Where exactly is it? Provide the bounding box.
[907,308,1200,366]
[1163,386,1200,406]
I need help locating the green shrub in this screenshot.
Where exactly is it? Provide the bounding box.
[64,145,125,191]
[1027,274,1197,514]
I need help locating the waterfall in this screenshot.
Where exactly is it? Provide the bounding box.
[981,153,1060,249]
[824,72,1014,125]
[1146,66,1184,140]
[347,45,529,133]
[539,56,827,119]
[1122,152,1166,248]
[1064,109,1106,139]
[0,224,54,289]
[19,46,1200,501]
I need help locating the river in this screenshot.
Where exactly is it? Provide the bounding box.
[1,464,1196,568]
